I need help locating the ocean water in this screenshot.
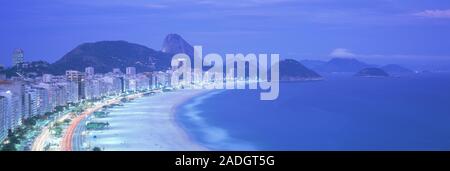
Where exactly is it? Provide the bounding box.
[176,73,450,150]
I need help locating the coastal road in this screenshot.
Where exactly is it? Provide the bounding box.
[31,127,51,151]
[72,116,88,151]
[61,106,103,151]
[62,94,143,151]
[31,113,72,151]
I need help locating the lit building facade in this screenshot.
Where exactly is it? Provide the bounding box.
[66,70,85,100]
[126,67,136,76]
[12,49,24,66]
[0,96,7,142]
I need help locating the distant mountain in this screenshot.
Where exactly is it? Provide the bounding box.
[318,58,374,73]
[355,68,389,77]
[278,59,322,81]
[305,58,374,73]
[381,64,414,75]
[51,40,173,74]
[300,59,327,69]
[162,33,195,57]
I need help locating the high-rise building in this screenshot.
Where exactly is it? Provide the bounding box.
[102,76,122,95]
[126,67,136,76]
[66,70,85,100]
[27,87,49,116]
[66,81,79,103]
[66,70,83,81]
[0,82,22,132]
[54,84,67,106]
[135,75,150,91]
[42,74,53,83]
[36,83,57,112]
[152,71,170,88]
[12,49,24,66]
[127,78,137,92]
[85,67,95,77]
[38,87,49,115]
[0,95,7,142]
[26,88,38,117]
[20,84,30,120]
[84,78,101,100]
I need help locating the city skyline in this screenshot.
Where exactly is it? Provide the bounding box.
[1,0,450,69]
[0,64,171,147]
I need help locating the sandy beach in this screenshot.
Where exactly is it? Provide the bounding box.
[85,89,211,151]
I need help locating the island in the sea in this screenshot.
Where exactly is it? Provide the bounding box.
[381,64,414,76]
[279,59,322,81]
[355,67,389,77]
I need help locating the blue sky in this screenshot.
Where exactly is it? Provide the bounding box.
[1,0,450,69]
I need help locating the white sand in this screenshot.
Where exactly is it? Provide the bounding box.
[85,89,210,151]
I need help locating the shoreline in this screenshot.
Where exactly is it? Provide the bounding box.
[84,89,212,151]
[171,89,215,151]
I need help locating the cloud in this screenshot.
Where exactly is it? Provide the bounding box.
[330,48,355,57]
[328,48,450,62]
[195,0,294,7]
[58,0,168,9]
[413,9,450,19]
[142,3,168,9]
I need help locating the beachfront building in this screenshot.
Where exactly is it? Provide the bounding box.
[29,87,50,116]
[65,81,79,103]
[54,84,68,107]
[42,74,53,83]
[0,82,23,133]
[86,74,128,100]
[151,71,171,89]
[85,67,95,78]
[122,78,130,92]
[84,78,102,100]
[101,75,122,96]
[66,70,85,100]
[26,88,40,117]
[22,80,74,118]
[21,85,31,119]
[127,78,137,92]
[126,67,136,77]
[0,96,8,142]
[136,75,150,91]
[123,74,151,92]
[36,83,55,113]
